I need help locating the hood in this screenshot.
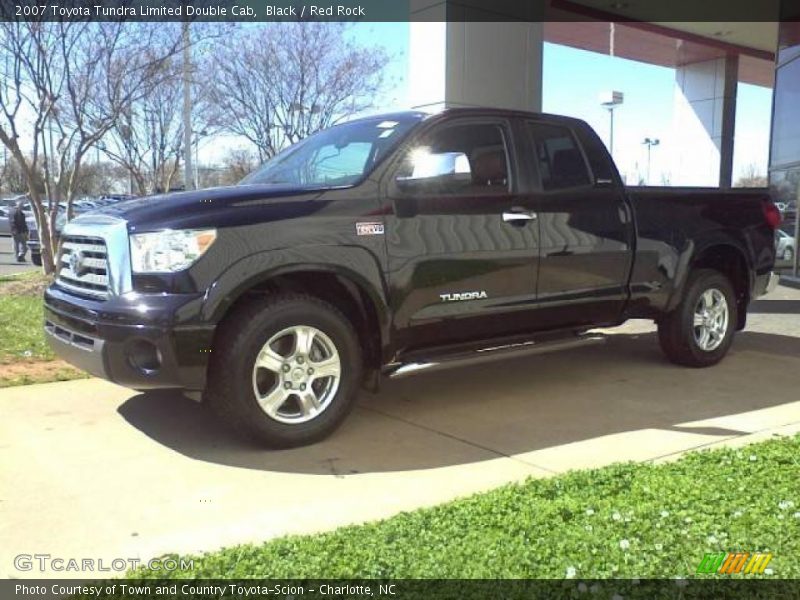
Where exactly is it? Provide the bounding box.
[90,184,324,232]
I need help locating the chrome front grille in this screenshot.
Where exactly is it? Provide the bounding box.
[57,235,110,299]
[54,214,131,299]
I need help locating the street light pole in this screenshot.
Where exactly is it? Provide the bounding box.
[599,91,624,161]
[47,110,56,202]
[642,137,660,185]
[194,130,207,189]
[182,21,194,191]
[608,107,615,156]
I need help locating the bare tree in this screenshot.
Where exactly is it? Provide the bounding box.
[102,56,186,196]
[210,23,392,162]
[735,163,768,188]
[69,161,127,198]
[218,148,258,185]
[0,21,61,272]
[0,21,184,273]
[0,154,44,195]
[102,45,219,195]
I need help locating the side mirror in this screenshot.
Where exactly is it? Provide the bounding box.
[392,150,472,217]
[394,175,425,195]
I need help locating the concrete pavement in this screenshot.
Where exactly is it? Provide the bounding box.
[1,286,799,578]
[0,235,38,276]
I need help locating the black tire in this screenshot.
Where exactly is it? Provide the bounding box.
[205,294,363,448]
[31,253,42,266]
[784,247,794,262]
[657,269,737,368]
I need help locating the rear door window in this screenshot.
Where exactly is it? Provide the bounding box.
[527,122,591,191]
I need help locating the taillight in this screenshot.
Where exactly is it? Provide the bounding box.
[762,199,782,230]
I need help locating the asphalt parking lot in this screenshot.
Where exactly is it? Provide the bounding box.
[0,235,38,276]
[1,285,799,578]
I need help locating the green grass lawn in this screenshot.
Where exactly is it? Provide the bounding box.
[0,295,55,362]
[129,434,800,580]
[0,271,87,386]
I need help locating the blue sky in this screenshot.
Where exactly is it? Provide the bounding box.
[7,21,771,187]
[541,43,772,185]
[214,22,774,186]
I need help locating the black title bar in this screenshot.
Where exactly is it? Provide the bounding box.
[0,0,797,23]
[5,578,800,600]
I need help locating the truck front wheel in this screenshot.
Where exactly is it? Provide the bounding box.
[206,294,363,448]
[657,269,737,368]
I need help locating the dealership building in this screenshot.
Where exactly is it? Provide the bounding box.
[407,2,800,279]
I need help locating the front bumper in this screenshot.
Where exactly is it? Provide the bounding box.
[44,285,214,390]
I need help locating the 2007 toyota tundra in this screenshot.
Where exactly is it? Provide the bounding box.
[44,108,779,447]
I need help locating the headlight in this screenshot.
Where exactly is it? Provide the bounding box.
[130,229,217,273]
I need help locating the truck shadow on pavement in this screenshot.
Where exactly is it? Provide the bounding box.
[118,330,800,475]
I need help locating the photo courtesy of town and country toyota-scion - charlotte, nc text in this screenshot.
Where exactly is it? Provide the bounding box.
[15,583,393,597]
[12,3,367,18]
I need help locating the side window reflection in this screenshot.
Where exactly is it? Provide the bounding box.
[396,123,511,196]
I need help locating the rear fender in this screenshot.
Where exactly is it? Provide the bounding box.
[666,234,752,329]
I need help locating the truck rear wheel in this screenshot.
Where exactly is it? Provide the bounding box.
[657,269,737,367]
[206,294,363,448]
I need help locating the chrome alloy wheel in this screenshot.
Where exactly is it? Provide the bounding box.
[251,325,341,424]
[692,288,729,352]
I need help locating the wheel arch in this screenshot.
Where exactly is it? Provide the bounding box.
[675,241,751,330]
[201,247,391,382]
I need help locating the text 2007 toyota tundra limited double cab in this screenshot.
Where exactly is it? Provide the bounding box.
[45,109,779,447]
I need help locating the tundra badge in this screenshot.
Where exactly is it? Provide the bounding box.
[440,291,488,302]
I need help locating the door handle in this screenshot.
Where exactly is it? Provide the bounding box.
[502,208,538,223]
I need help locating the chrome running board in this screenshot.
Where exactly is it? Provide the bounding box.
[385,333,606,379]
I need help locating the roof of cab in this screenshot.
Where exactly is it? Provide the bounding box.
[347,107,589,128]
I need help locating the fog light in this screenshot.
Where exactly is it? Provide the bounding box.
[127,339,162,374]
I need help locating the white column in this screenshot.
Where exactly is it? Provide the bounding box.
[408,9,543,113]
[671,56,738,187]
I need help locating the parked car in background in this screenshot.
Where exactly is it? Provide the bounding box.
[776,229,796,262]
[26,205,66,266]
[0,196,31,236]
[99,194,136,203]
[74,194,137,215]
[779,200,797,222]
[0,196,28,210]
[27,195,136,264]
[26,200,67,267]
[26,214,42,265]
[73,198,100,213]
[0,206,10,237]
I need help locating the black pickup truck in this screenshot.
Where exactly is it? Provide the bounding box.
[44,108,779,447]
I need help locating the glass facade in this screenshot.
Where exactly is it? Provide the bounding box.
[770,57,800,169]
[770,21,800,274]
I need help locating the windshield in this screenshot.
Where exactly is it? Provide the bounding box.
[240,115,423,188]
